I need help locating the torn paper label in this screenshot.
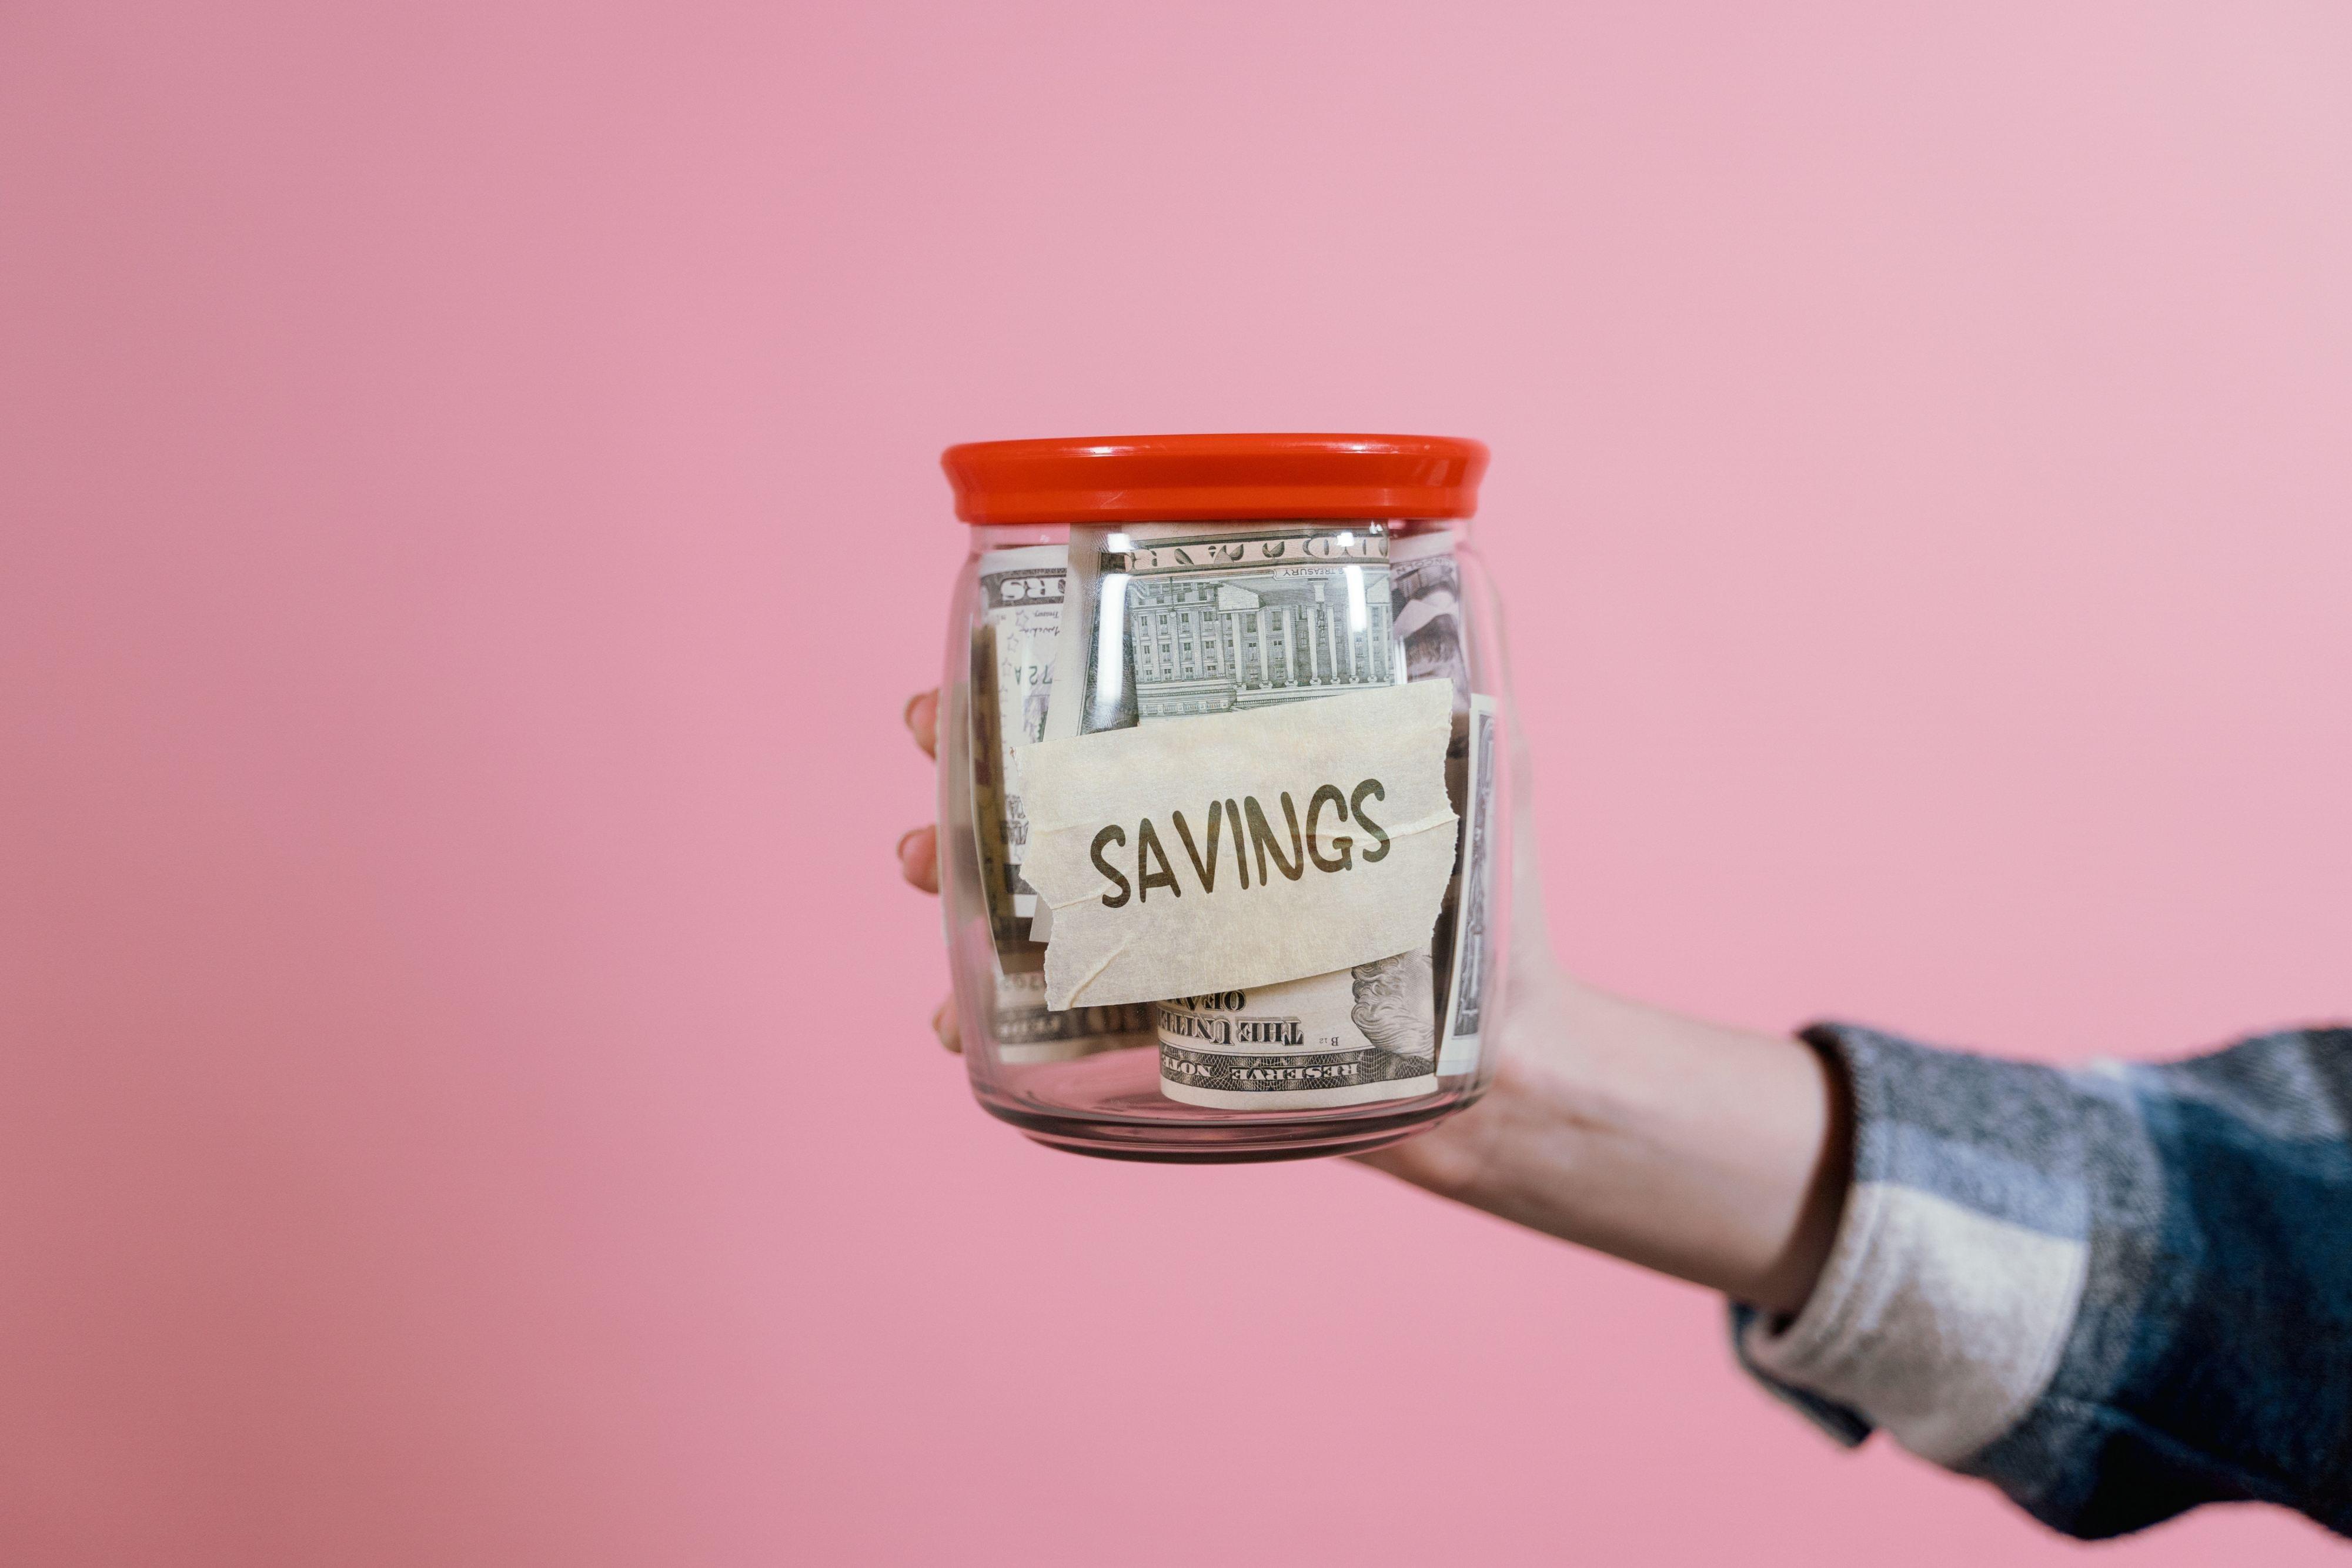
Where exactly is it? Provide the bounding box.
[1016,680,1458,1011]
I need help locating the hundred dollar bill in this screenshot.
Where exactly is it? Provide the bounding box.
[1392,530,1485,1032]
[990,958,1154,1065]
[971,544,1150,1062]
[1156,950,1436,1108]
[1037,523,1122,743]
[1096,524,1403,720]
[971,546,1065,939]
[1389,530,1471,726]
[1044,521,1441,1109]
[1025,523,1121,945]
[1436,694,1498,1076]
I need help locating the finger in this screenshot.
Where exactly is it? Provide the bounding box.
[897,824,940,894]
[904,689,938,760]
[931,998,962,1054]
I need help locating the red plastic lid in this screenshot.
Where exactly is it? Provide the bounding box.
[941,433,1488,524]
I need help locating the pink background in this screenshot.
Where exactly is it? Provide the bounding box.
[3,2,2347,1563]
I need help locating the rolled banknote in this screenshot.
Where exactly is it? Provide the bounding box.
[970,543,1151,1064]
[1155,950,1436,1108]
[1436,694,1498,1076]
[1389,529,1472,728]
[990,958,1153,1065]
[971,546,1064,938]
[1392,529,1476,1015]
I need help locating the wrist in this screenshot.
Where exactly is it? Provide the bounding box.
[1369,969,1850,1315]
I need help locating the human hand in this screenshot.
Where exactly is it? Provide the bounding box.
[1351,787,1847,1311]
[890,680,1596,1199]
[890,683,1843,1312]
[892,688,959,1053]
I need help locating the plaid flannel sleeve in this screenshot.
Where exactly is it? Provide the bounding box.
[1730,1022,2352,1540]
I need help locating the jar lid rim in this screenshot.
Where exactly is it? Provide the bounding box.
[941,433,1488,525]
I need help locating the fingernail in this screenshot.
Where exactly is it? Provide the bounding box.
[903,691,926,730]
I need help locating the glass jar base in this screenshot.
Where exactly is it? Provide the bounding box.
[974,1047,1481,1163]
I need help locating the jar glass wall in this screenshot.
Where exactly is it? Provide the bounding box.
[936,511,1515,1162]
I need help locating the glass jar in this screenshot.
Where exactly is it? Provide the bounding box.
[935,434,1513,1162]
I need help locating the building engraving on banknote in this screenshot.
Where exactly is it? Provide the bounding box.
[1091,529,1397,725]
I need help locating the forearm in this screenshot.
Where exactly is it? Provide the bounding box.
[1362,965,1850,1314]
